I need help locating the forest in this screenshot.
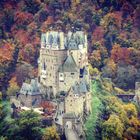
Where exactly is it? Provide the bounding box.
[0,0,140,140]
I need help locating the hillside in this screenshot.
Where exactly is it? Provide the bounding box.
[85,79,140,140]
[0,0,140,139]
[0,0,140,94]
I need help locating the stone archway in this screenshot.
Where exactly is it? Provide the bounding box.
[65,121,72,129]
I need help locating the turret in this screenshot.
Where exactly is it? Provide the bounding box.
[41,33,46,48]
[59,31,65,50]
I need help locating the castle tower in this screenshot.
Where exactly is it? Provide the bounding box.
[38,30,89,96]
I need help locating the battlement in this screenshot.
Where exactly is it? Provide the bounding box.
[41,31,87,50]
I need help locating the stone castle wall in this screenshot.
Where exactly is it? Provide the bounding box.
[39,48,67,95]
[58,71,79,92]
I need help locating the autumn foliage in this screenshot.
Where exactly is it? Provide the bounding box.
[0,42,14,64]
[0,0,140,140]
[111,44,131,64]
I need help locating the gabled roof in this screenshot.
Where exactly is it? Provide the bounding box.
[65,31,85,50]
[20,78,41,95]
[59,53,78,72]
[70,79,89,96]
[67,39,79,50]
[72,82,80,95]
[79,80,88,93]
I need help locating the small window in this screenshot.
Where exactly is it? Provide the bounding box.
[71,73,74,75]
[60,74,63,77]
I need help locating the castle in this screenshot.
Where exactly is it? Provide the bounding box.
[38,30,91,116]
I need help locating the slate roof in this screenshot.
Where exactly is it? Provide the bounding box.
[58,54,78,72]
[48,31,60,45]
[20,78,41,95]
[67,38,79,50]
[41,31,60,46]
[65,31,85,50]
[41,31,86,50]
[71,79,89,95]
[79,80,88,93]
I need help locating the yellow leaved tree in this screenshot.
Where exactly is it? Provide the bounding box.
[42,126,60,140]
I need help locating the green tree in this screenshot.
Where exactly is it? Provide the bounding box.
[0,101,12,138]
[0,103,43,140]
[12,110,43,140]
